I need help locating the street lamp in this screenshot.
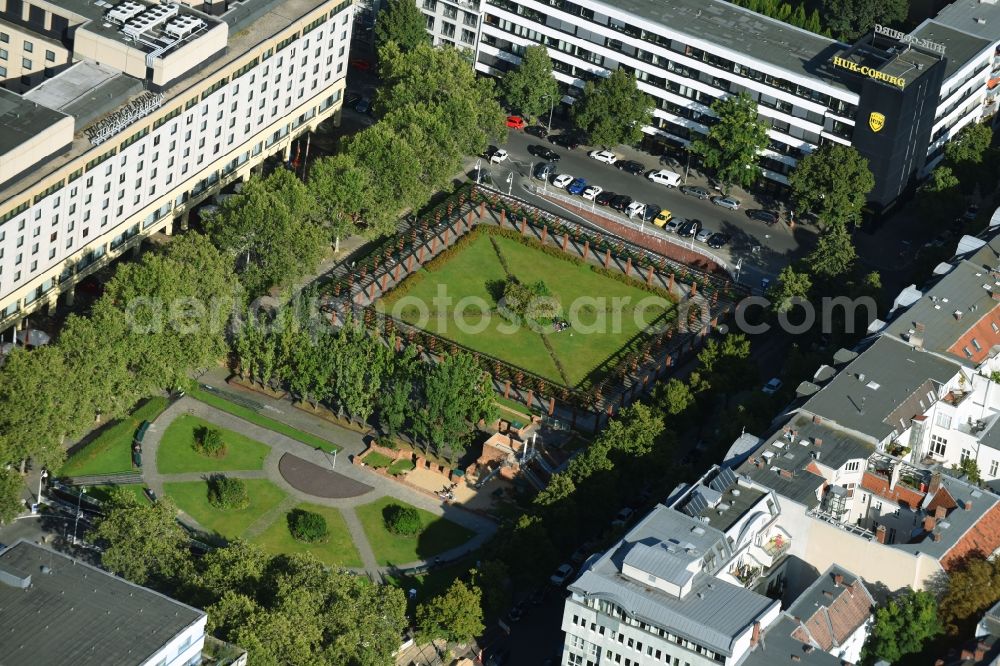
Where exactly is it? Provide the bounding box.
[475,158,482,185]
[331,449,338,470]
[37,469,47,504]
[541,94,556,133]
[73,486,87,546]
[507,171,514,195]
[734,258,743,284]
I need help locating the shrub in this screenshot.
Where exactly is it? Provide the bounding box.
[207,474,250,510]
[383,503,422,536]
[193,426,227,457]
[287,509,328,543]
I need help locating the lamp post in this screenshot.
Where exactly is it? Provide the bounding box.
[331,449,338,470]
[507,171,514,195]
[683,149,692,184]
[475,158,482,185]
[73,486,87,545]
[541,94,556,133]
[37,469,47,504]
[734,258,743,284]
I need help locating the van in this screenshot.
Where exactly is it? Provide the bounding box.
[534,162,557,180]
[647,169,682,188]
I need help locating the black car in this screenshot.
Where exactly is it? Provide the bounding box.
[610,194,633,212]
[550,133,580,150]
[528,145,561,161]
[615,159,646,175]
[345,92,361,107]
[525,125,548,138]
[679,219,702,237]
[707,232,731,249]
[643,204,663,224]
[680,185,711,199]
[747,209,779,225]
[533,162,557,180]
[595,190,616,206]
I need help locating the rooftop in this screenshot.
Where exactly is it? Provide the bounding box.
[0,88,70,156]
[672,466,771,532]
[569,505,778,656]
[57,0,223,52]
[909,20,993,82]
[23,61,143,130]
[0,540,206,666]
[935,0,1000,44]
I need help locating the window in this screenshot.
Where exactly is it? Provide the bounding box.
[962,448,972,463]
[23,41,32,53]
[22,58,31,69]
[991,460,998,477]
[936,413,952,429]
[845,461,860,472]
[972,338,983,351]
[0,49,7,60]
[0,33,7,43]
[931,434,947,456]
[45,49,54,62]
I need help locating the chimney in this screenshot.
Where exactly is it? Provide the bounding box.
[935,505,947,519]
[812,414,822,425]
[924,515,937,532]
[751,621,761,647]
[966,500,973,511]
[928,472,942,496]
[823,590,833,598]
[813,437,823,447]
[833,573,844,587]
[976,642,988,661]
[876,525,887,543]
[791,656,801,662]
[780,469,793,479]
[955,309,964,320]
[961,649,975,660]
[933,531,942,542]
[915,322,926,332]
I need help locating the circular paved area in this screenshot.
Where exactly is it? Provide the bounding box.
[278,453,374,498]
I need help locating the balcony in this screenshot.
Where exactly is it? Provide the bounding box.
[762,535,790,558]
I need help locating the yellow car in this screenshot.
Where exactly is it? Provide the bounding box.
[653,209,673,228]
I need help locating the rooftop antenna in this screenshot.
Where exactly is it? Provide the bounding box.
[859,396,867,415]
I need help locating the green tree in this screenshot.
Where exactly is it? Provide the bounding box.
[824,0,907,40]
[954,457,983,484]
[331,322,391,424]
[945,122,993,166]
[690,93,770,191]
[307,154,372,251]
[471,560,511,620]
[940,555,1000,634]
[768,266,812,313]
[598,402,664,457]
[416,579,485,644]
[500,45,559,120]
[374,0,429,53]
[789,144,874,227]
[534,472,577,506]
[861,589,941,665]
[572,68,654,147]
[919,166,963,223]
[0,469,23,523]
[89,488,191,587]
[657,378,694,417]
[377,342,419,439]
[807,225,857,280]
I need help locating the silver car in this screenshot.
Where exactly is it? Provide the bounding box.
[711,195,741,210]
[695,228,713,243]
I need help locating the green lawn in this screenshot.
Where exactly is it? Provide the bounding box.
[189,387,339,453]
[87,484,150,506]
[165,478,287,540]
[379,233,672,389]
[252,502,363,568]
[157,415,271,474]
[355,496,474,566]
[388,459,415,476]
[364,452,393,468]
[59,398,170,477]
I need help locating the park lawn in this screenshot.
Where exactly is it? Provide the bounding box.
[157,414,270,474]
[87,484,150,506]
[388,459,415,476]
[364,451,393,469]
[252,502,362,568]
[165,479,287,540]
[355,496,474,566]
[188,387,339,453]
[59,398,170,477]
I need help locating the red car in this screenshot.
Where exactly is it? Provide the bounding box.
[506,115,526,130]
[349,59,371,71]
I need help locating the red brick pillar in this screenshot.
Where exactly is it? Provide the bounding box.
[583,240,590,260]
[504,380,511,399]
[432,236,438,252]
[520,217,527,235]
[419,245,425,262]
[394,264,401,281]
[664,355,672,369]
[646,266,654,286]
[541,225,548,243]
[561,233,569,251]
[604,249,611,269]
[479,201,485,217]
[381,274,388,290]
[690,281,698,296]
[368,282,376,301]
[526,390,535,409]
[625,257,632,276]
[444,227,450,244]
[396,337,403,352]
[500,209,506,225]
[669,273,675,291]
[548,396,556,416]
[407,255,414,271]
[467,210,474,230]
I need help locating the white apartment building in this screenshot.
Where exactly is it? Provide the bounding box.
[0,0,354,332]
[418,0,479,49]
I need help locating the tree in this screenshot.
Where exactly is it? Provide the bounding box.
[824,0,907,41]
[768,266,812,313]
[288,509,328,543]
[0,469,23,523]
[807,225,857,280]
[377,342,419,439]
[861,589,941,665]
[416,579,485,644]
[500,45,559,121]
[375,0,428,53]
[572,68,654,147]
[598,403,664,457]
[471,560,511,620]
[945,122,993,166]
[208,474,250,509]
[89,488,190,587]
[331,322,391,424]
[789,144,874,227]
[307,154,372,251]
[954,457,983,485]
[690,93,769,191]
[383,503,422,536]
[940,555,1000,634]
[919,166,963,224]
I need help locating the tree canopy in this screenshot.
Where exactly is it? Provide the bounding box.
[945,122,993,166]
[416,579,485,644]
[374,0,429,53]
[690,93,769,191]
[307,154,373,249]
[823,0,907,41]
[940,555,1000,634]
[861,589,941,665]
[807,224,857,280]
[768,266,812,313]
[571,68,654,147]
[500,45,559,121]
[789,143,874,227]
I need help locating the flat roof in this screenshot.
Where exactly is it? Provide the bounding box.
[605,0,853,94]
[23,61,143,130]
[935,0,1000,44]
[910,21,993,82]
[58,0,223,52]
[0,88,70,154]
[0,540,205,666]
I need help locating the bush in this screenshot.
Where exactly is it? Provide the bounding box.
[287,509,328,543]
[193,426,227,457]
[383,503,422,536]
[207,474,250,510]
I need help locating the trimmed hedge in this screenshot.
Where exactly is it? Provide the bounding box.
[207,474,250,510]
[288,508,329,543]
[383,503,421,536]
[193,426,227,458]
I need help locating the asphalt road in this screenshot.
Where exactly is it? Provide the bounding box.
[486,128,818,290]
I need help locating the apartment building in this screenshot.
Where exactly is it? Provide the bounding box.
[0,0,354,333]
[418,0,479,49]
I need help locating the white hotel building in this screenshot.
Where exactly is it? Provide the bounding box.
[0,0,353,332]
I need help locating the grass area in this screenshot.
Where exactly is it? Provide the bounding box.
[189,387,339,453]
[59,398,170,477]
[157,415,271,474]
[386,554,478,611]
[388,459,415,476]
[87,484,150,506]
[165,478,287,540]
[379,233,672,388]
[355,496,474,566]
[494,395,535,422]
[252,502,363,568]
[363,451,393,469]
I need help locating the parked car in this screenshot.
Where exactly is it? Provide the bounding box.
[528,145,561,161]
[344,91,360,107]
[589,149,617,164]
[550,133,580,150]
[490,148,508,164]
[747,209,779,224]
[612,507,634,527]
[626,201,646,218]
[610,194,633,212]
[354,96,372,114]
[653,209,673,228]
[525,125,548,138]
[707,232,731,249]
[550,563,575,586]
[533,162,557,180]
[567,178,588,195]
[582,185,603,201]
[680,184,711,199]
[616,159,646,175]
[143,487,158,502]
[552,174,574,189]
[762,377,783,395]
[679,219,702,237]
[506,605,524,623]
[665,217,683,233]
[695,227,713,244]
[506,115,526,129]
[595,190,616,206]
[965,204,980,221]
[349,58,371,71]
[648,169,682,187]
[643,204,662,224]
[712,195,741,210]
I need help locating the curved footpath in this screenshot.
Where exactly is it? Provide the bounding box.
[141,396,497,580]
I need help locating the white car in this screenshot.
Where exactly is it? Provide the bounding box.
[626,201,646,219]
[552,174,574,189]
[582,185,603,201]
[589,149,617,164]
[648,169,682,187]
[550,563,575,586]
[490,148,508,164]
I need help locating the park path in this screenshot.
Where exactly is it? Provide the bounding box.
[142,395,496,578]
